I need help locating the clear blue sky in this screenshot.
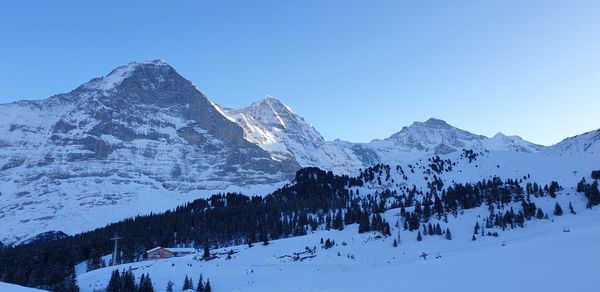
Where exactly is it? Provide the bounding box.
[1,1,599,145]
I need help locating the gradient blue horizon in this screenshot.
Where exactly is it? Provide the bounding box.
[1,0,599,146]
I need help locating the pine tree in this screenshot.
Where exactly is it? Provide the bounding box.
[592,170,600,180]
[358,212,370,233]
[569,201,576,214]
[166,280,174,292]
[247,234,254,248]
[205,279,212,292]
[334,210,344,231]
[474,222,480,234]
[416,231,422,241]
[139,274,146,290]
[536,208,545,219]
[106,269,122,292]
[196,274,204,292]
[87,249,103,272]
[138,273,154,292]
[58,269,79,292]
[554,202,563,216]
[261,231,269,246]
[183,275,193,290]
[121,269,136,292]
[445,228,452,240]
[203,244,210,260]
[472,234,477,241]
[587,181,600,207]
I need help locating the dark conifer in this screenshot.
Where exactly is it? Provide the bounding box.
[261,231,269,246]
[121,269,136,292]
[138,273,154,292]
[445,228,452,240]
[554,202,563,216]
[205,279,212,292]
[196,274,204,292]
[106,269,122,292]
[536,208,545,219]
[203,244,210,259]
[569,201,576,214]
[183,275,193,290]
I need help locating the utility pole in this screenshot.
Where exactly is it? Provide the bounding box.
[111,233,122,266]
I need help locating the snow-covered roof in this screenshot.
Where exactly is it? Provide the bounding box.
[166,248,196,253]
[146,246,166,253]
[145,246,196,253]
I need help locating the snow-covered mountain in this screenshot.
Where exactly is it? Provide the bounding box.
[384,118,487,154]
[216,97,371,174]
[481,132,545,153]
[217,101,547,174]
[363,118,545,165]
[0,59,597,245]
[544,129,600,155]
[0,60,296,243]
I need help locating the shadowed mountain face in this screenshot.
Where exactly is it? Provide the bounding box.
[0,61,298,243]
[50,60,294,174]
[3,60,295,186]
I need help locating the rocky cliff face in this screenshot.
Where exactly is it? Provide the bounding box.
[217,96,371,174]
[0,60,294,243]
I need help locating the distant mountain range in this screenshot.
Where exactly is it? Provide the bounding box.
[0,60,598,244]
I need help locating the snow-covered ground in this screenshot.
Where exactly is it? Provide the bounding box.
[0,281,46,291]
[77,190,600,292]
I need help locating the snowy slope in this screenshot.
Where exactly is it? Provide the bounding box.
[76,143,600,291]
[0,282,47,291]
[545,129,600,155]
[77,188,600,292]
[481,132,545,152]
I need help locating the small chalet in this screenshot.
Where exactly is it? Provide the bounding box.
[145,247,196,260]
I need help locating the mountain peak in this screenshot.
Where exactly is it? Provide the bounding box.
[242,96,298,124]
[253,95,294,113]
[493,132,507,138]
[386,118,485,153]
[422,118,451,128]
[82,59,175,92]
